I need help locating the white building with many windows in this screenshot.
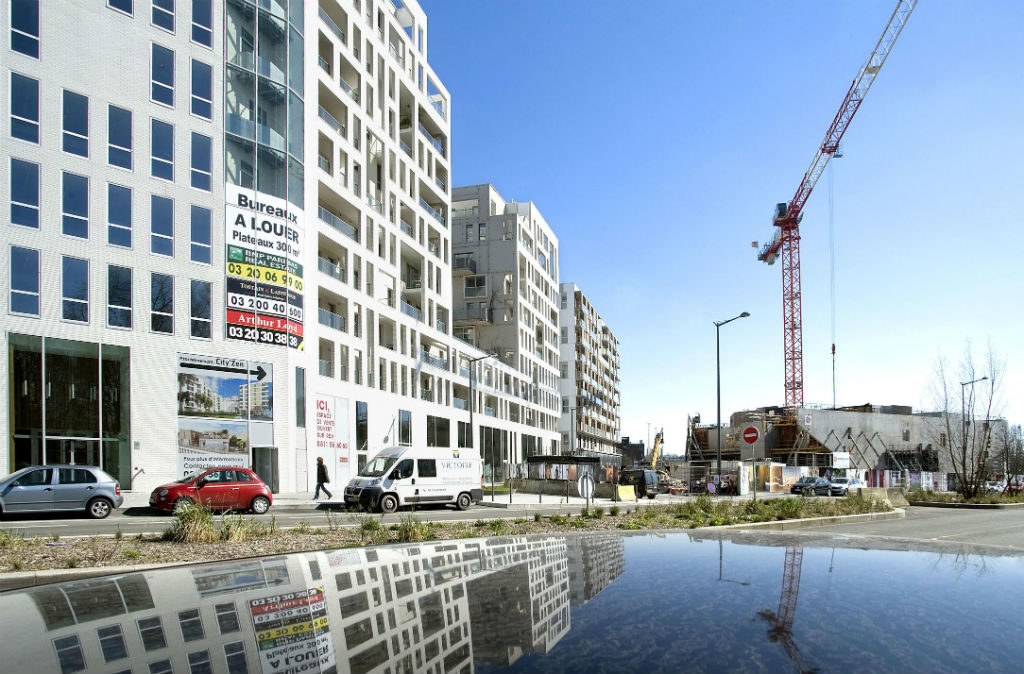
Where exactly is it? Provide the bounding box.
[1,0,559,494]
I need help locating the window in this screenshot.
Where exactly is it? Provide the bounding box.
[191,0,212,47]
[190,279,211,338]
[152,0,173,31]
[108,265,132,328]
[560,327,568,344]
[53,636,85,674]
[190,132,211,190]
[425,417,449,448]
[191,59,212,119]
[151,119,174,179]
[97,625,127,663]
[11,0,39,57]
[151,195,173,255]
[215,603,240,634]
[10,245,39,315]
[559,361,568,378]
[478,222,486,241]
[399,409,411,446]
[190,205,211,262]
[464,223,473,242]
[62,172,89,238]
[178,608,204,642]
[62,90,89,156]
[108,0,132,15]
[151,44,174,105]
[62,256,89,322]
[107,184,132,247]
[464,275,485,298]
[10,72,39,142]
[187,650,212,674]
[151,272,174,333]
[137,617,166,651]
[108,105,132,169]
[224,642,246,674]
[149,660,173,674]
[10,157,39,228]
[295,367,306,428]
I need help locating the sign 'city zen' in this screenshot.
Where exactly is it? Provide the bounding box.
[225,186,305,350]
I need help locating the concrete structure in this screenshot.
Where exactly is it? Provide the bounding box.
[450,184,562,479]
[1,0,557,494]
[558,282,621,463]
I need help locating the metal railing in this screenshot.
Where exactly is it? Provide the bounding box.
[431,99,446,120]
[434,175,446,191]
[454,306,491,323]
[318,8,345,43]
[318,307,346,332]
[318,55,332,75]
[317,154,332,174]
[400,139,412,157]
[420,352,447,369]
[420,387,434,402]
[453,397,467,410]
[318,360,333,377]
[453,257,476,273]
[400,219,413,237]
[339,78,359,103]
[417,123,445,157]
[436,319,446,332]
[317,256,346,282]
[318,206,358,242]
[400,300,422,321]
[367,193,382,214]
[318,106,345,137]
[419,198,443,225]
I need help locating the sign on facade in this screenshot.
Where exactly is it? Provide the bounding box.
[313,394,351,485]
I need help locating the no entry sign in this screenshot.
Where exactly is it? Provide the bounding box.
[742,427,760,444]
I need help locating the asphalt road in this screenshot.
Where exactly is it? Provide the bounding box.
[808,505,1024,549]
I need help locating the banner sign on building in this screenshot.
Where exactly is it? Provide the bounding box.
[249,587,335,674]
[225,185,305,350]
[177,353,275,476]
[313,394,352,486]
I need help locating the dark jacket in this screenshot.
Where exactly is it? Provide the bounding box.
[317,463,330,484]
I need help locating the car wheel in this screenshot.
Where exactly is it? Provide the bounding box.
[87,497,113,519]
[380,494,399,514]
[173,497,193,514]
[647,493,657,500]
[456,493,472,511]
[250,496,271,514]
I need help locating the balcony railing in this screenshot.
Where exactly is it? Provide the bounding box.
[318,106,345,137]
[401,275,421,290]
[417,123,445,157]
[339,78,360,103]
[388,42,402,62]
[420,352,447,369]
[400,219,413,237]
[318,206,358,242]
[367,193,383,214]
[421,387,434,402]
[454,306,491,323]
[464,287,486,299]
[319,8,346,43]
[484,406,495,417]
[317,256,346,283]
[458,366,470,379]
[427,241,439,256]
[419,198,444,225]
[453,257,476,273]
[434,176,446,191]
[319,360,333,377]
[400,300,422,321]
[453,397,467,410]
[399,139,412,157]
[436,319,446,332]
[318,307,346,332]
[318,55,332,75]
[431,99,446,120]
[317,154,332,174]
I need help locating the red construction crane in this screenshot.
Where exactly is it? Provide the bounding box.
[757,1,917,408]
[758,546,814,674]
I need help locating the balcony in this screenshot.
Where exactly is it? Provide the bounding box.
[400,219,413,237]
[367,193,383,214]
[419,198,444,225]
[420,352,447,369]
[436,318,446,332]
[318,56,332,75]
[418,123,445,158]
[317,154,332,174]
[453,397,467,410]
[431,99,446,121]
[319,360,333,377]
[420,387,434,402]
[434,175,446,192]
[484,406,495,417]
[318,307,346,332]
[226,113,255,139]
[318,8,345,43]
[388,42,402,63]
[339,78,360,103]
[400,300,422,321]
[318,206,358,242]
[317,256,346,283]
[318,106,345,137]
[401,275,421,290]
[454,306,491,325]
[452,256,476,275]
[400,139,412,157]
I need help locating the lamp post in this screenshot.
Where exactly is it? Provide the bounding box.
[467,354,492,499]
[960,375,988,480]
[715,312,750,494]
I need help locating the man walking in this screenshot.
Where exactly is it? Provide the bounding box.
[314,457,332,500]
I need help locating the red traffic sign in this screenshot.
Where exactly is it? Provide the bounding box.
[742,427,760,444]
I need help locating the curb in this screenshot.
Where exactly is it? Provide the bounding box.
[908,500,1024,510]
[716,507,905,531]
[0,561,182,593]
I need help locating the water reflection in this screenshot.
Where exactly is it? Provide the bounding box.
[1,531,1022,674]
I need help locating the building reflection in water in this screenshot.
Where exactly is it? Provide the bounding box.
[0,533,626,674]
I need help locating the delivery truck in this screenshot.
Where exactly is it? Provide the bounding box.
[344,446,483,513]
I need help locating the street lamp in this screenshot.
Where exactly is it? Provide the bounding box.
[960,375,988,474]
[467,354,493,499]
[715,312,750,493]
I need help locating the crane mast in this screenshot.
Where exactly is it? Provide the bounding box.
[757,0,917,408]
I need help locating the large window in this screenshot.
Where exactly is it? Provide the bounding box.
[9,245,39,315]
[151,272,174,333]
[62,90,89,157]
[190,205,211,263]
[191,0,212,47]
[97,625,127,663]
[108,105,132,169]
[53,636,85,674]
[464,275,486,298]
[10,157,39,228]
[189,279,211,338]
[151,195,173,256]
[191,59,212,119]
[107,183,132,247]
[10,71,39,143]
[151,43,174,105]
[107,265,132,328]
[190,132,211,190]
[458,421,471,448]
[152,0,174,31]
[61,256,89,322]
[108,0,132,14]
[151,119,174,180]
[398,409,412,446]
[295,367,305,428]
[62,172,89,239]
[11,0,39,57]
[426,416,449,448]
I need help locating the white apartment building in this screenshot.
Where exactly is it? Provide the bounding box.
[450,184,562,480]
[1,0,557,494]
[558,282,621,461]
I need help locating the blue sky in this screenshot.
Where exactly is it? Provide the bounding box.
[421,0,1024,452]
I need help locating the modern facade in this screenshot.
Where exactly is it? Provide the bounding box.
[450,183,561,477]
[558,282,621,463]
[1,0,557,494]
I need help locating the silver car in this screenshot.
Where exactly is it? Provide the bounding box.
[0,465,123,519]
[830,477,865,496]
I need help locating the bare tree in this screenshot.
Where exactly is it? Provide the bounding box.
[990,424,1024,483]
[930,343,1003,499]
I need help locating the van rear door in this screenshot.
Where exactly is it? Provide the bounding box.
[412,458,451,504]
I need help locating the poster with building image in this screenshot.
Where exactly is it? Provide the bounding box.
[177,353,275,477]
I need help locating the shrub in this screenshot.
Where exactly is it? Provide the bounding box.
[617,520,642,530]
[534,513,543,523]
[164,501,217,543]
[569,518,587,529]
[488,519,507,537]
[580,507,590,518]
[0,529,24,550]
[609,505,620,517]
[591,507,605,519]
[123,549,140,561]
[293,521,312,535]
[775,498,805,521]
[395,515,433,543]
[9,558,23,571]
[219,514,270,542]
[65,558,78,569]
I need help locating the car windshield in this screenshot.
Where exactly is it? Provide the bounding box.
[176,470,207,483]
[362,457,398,478]
[797,476,815,483]
[833,478,849,485]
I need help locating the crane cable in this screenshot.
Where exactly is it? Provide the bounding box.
[828,157,838,409]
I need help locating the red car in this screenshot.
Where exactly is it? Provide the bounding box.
[150,467,273,514]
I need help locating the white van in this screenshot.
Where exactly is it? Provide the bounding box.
[343,446,483,513]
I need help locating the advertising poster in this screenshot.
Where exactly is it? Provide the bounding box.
[225,185,305,350]
[250,587,335,674]
[313,394,351,486]
[177,353,275,477]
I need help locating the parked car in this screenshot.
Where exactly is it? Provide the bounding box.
[1006,478,1024,494]
[791,476,831,496]
[0,465,123,519]
[344,446,482,513]
[150,467,273,514]
[983,480,1006,494]
[829,477,866,496]
[620,469,660,500]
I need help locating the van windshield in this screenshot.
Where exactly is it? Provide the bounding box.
[363,457,397,478]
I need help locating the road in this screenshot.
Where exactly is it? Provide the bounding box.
[808,505,1024,549]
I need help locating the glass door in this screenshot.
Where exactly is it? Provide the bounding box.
[46,438,100,466]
